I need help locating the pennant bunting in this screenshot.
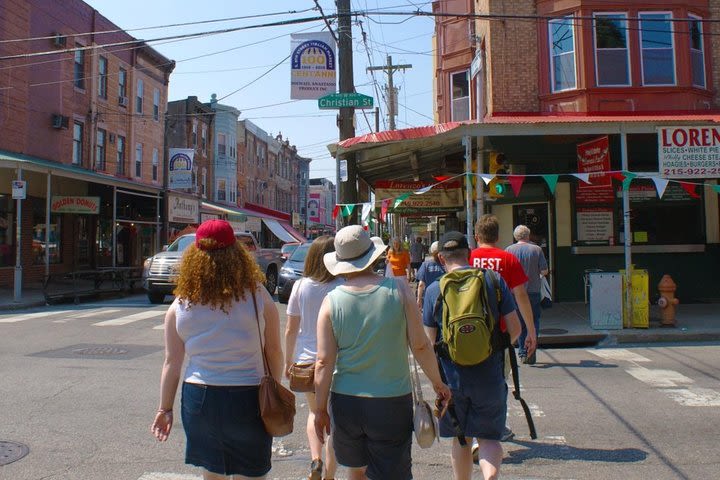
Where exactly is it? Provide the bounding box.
[332,205,340,220]
[609,172,626,182]
[481,174,494,185]
[393,193,410,209]
[621,171,637,190]
[572,173,591,184]
[414,185,434,194]
[342,204,355,217]
[508,175,526,197]
[361,202,372,222]
[542,174,559,194]
[713,185,720,194]
[433,175,452,182]
[651,177,670,198]
[680,182,701,199]
[381,198,391,220]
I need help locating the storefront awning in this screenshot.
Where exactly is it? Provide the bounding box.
[280,222,307,242]
[200,201,247,222]
[262,218,296,243]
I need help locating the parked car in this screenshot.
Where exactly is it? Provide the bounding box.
[277,242,310,303]
[142,231,283,304]
[280,241,301,260]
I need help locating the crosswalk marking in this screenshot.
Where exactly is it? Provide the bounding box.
[0,310,73,323]
[70,308,122,318]
[587,348,651,363]
[626,366,694,388]
[138,474,200,480]
[93,310,164,326]
[665,388,720,407]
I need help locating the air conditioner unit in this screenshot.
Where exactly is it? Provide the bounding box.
[52,33,66,48]
[51,114,69,129]
[118,96,128,107]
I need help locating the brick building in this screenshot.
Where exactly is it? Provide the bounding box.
[0,0,173,290]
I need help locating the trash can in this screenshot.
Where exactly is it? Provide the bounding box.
[620,268,649,329]
[588,272,623,330]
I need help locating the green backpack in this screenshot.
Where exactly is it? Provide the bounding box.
[437,268,500,366]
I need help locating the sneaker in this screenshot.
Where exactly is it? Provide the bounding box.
[500,426,515,442]
[523,352,536,365]
[309,458,323,480]
[471,443,479,464]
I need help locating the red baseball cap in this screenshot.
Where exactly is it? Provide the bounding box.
[195,219,236,251]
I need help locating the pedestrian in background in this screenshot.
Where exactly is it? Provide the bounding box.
[314,225,451,480]
[386,237,412,281]
[423,231,522,480]
[506,225,548,365]
[409,236,426,280]
[151,219,283,480]
[416,240,445,310]
[284,236,343,480]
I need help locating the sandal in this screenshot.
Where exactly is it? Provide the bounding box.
[308,458,323,480]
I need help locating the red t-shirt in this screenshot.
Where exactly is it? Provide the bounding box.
[469,246,528,289]
[470,246,527,332]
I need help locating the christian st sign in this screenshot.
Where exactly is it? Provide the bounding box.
[318,93,374,109]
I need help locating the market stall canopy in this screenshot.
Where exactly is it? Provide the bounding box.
[327,114,720,186]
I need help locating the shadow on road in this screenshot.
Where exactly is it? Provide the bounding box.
[531,360,618,369]
[504,439,647,464]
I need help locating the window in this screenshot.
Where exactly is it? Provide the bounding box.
[192,165,198,193]
[549,17,576,92]
[72,121,83,165]
[118,68,127,101]
[73,49,85,89]
[32,203,61,265]
[690,15,706,88]
[95,128,106,170]
[136,79,144,113]
[202,167,207,197]
[594,14,630,86]
[230,179,237,204]
[0,196,15,267]
[153,88,160,121]
[152,148,159,181]
[218,133,227,155]
[640,13,675,85]
[217,179,227,201]
[192,121,198,147]
[98,56,108,98]
[116,135,126,175]
[450,70,470,121]
[135,143,143,177]
[201,125,207,153]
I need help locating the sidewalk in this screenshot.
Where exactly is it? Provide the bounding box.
[2,286,719,346]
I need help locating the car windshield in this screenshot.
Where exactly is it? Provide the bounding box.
[288,243,310,262]
[166,234,196,252]
[281,243,298,255]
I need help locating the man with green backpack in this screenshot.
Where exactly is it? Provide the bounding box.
[422,231,522,480]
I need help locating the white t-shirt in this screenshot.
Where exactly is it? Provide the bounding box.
[286,276,344,363]
[175,284,266,386]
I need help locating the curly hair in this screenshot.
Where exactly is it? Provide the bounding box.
[174,241,265,312]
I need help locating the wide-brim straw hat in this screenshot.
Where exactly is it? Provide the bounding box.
[323,225,387,275]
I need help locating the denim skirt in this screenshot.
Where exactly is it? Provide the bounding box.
[181,382,271,476]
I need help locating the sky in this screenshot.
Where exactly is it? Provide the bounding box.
[83,0,437,182]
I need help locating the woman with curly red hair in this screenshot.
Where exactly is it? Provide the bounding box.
[151,219,283,480]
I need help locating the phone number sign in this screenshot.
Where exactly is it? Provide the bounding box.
[375,180,463,213]
[658,126,720,178]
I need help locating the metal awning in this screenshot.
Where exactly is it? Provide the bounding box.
[200,201,247,222]
[262,218,296,243]
[328,114,720,185]
[279,222,307,242]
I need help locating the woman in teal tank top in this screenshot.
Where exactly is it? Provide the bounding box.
[313,226,451,480]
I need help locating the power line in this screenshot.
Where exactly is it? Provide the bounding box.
[216,54,291,102]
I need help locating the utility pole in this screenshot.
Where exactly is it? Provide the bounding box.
[367,55,412,131]
[336,0,357,226]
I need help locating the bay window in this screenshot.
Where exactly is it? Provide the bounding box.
[594,14,629,86]
[549,16,576,92]
[450,70,470,121]
[640,13,675,85]
[689,15,706,88]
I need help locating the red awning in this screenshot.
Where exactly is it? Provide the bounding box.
[280,222,307,243]
[338,121,464,149]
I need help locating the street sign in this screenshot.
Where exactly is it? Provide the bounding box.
[318,92,373,109]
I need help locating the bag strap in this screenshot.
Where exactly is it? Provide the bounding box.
[409,352,424,404]
[507,344,538,439]
[251,289,271,377]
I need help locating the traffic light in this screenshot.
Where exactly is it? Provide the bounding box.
[488,152,507,198]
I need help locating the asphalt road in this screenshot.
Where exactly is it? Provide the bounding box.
[1,294,719,480]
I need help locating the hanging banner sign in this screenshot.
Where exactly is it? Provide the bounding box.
[51,196,100,214]
[308,193,321,223]
[374,180,463,213]
[290,32,336,100]
[576,136,614,204]
[168,148,194,190]
[168,195,199,224]
[658,126,720,178]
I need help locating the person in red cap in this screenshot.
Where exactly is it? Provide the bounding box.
[151,219,283,479]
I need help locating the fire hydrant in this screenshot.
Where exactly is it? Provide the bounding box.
[657,275,679,327]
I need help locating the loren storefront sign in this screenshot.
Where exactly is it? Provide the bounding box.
[51,196,100,214]
[658,126,720,178]
[168,195,199,224]
[375,180,463,214]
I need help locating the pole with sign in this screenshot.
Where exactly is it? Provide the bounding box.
[12,172,25,302]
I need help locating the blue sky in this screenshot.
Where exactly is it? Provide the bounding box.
[84,0,437,182]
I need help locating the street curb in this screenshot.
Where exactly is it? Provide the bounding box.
[0,300,48,311]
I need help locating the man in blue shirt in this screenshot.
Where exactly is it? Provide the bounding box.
[423,231,521,480]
